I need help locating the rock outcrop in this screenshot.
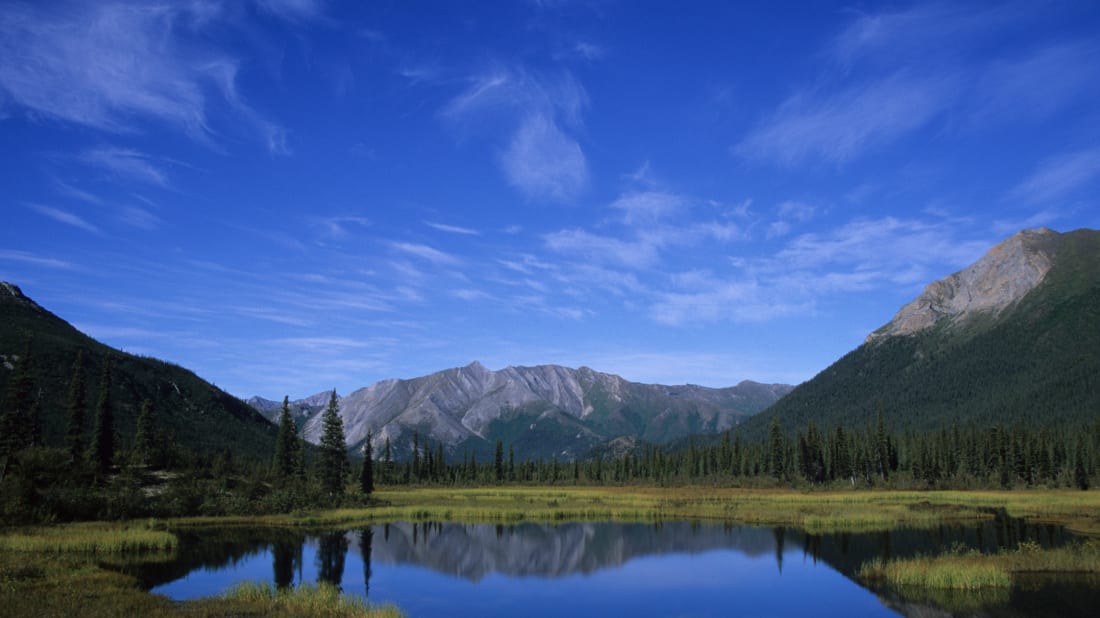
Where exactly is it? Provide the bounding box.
[866,227,1057,343]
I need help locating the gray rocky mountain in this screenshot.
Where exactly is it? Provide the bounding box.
[866,227,1057,343]
[251,363,792,460]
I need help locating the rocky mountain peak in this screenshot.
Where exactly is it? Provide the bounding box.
[866,227,1058,343]
[1,281,44,311]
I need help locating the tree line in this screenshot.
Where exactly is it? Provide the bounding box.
[362,414,1097,491]
[3,344,1097,525]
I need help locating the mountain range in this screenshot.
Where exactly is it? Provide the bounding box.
[4,226,1095,464]
[249,364,792,460]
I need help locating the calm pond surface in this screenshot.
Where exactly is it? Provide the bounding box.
[138,515,1100,617]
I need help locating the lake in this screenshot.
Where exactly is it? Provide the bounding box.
[138,515,1099,617]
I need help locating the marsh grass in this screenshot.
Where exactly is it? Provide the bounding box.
[174,487,1067,533]
[0,520,177,554]
[862,554,1013,589]
[860,539,1100,592]
[222,581,403,617]
[0,552,403,617]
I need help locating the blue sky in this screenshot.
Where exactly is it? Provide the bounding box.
[2,1,1099,399]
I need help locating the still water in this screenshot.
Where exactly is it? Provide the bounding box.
[140,516,1097,617]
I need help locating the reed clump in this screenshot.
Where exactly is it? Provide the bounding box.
[222,581,404,617]
[860,539,1100,590]
[861,554,1012,589]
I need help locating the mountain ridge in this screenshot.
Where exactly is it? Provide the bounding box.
[251,361,793,460]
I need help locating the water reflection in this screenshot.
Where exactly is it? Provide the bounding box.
[272,540,300,589]
[145,513,1086,618]
[360,528,373,599]
[316,531,348,589]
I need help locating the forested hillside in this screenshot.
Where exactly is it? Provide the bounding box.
[0,282,278,463]
[738,228,1100,440]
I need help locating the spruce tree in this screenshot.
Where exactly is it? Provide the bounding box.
[90,357,114,473]
[65,351,87,463]
[494,439,504,482]
[273,396,300,479]
[768,416,785,480]
[1075,440,1090,491]
[318,390,347,496]
[132,399,154,466]
[0,339,34,457]
[361,432,374,494]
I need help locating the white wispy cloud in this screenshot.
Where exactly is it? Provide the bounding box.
[651,283,813,326]
[0,249,74,270]
[502,113,587,200]
[774,217,985,273]
[610,191,685,225]
[442,67,588,201]
[766,200,816,238]
[28,203,100,234]
[80,147,170,187]
[736,72,956,166]
[451,288,492,301]
[648,216,992,327]
[253,0,326,22]
[116,206,161,230]
[391,242,462,266]
[0,1,286,151]
[1008,148,1100,205]
[53,180,102,205]
[312,216,371,239]
[425,221,480,236]
[543,229,660,269]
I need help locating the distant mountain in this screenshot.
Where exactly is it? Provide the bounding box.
[253,363,792,460]
[740,227,1100,438]
[0,282,279,460]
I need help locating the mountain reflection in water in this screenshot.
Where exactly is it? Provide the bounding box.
[146,515,1088,618]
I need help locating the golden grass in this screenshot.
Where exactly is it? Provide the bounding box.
[0,551,403,617]
[0,520,177,554]
[169,486,1100,534]
[862,555,1013,589]
[860,539,1100,591]
[222,581,404,617]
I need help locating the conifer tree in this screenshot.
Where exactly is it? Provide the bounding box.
[90,357,114,473]
[768,416,785,480]
[0,339,34,457]
[273,396,300,479]
[508,443,515,481]
[383,436,392,484]
[65,351,87,463]
[318,390,347,495]
[1075,439,1090,491]
[361,432,374,494]
[132,399,154,466]
[494,439,504,482]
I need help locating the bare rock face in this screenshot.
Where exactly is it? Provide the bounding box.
[866,228,1057,343]
[258,361,793,459]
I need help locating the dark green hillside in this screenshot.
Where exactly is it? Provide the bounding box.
[0,283,278,462]
[739,228,1100,440]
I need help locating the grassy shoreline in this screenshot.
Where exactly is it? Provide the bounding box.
[3,486,1099,616]
[167,486,1100,535]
